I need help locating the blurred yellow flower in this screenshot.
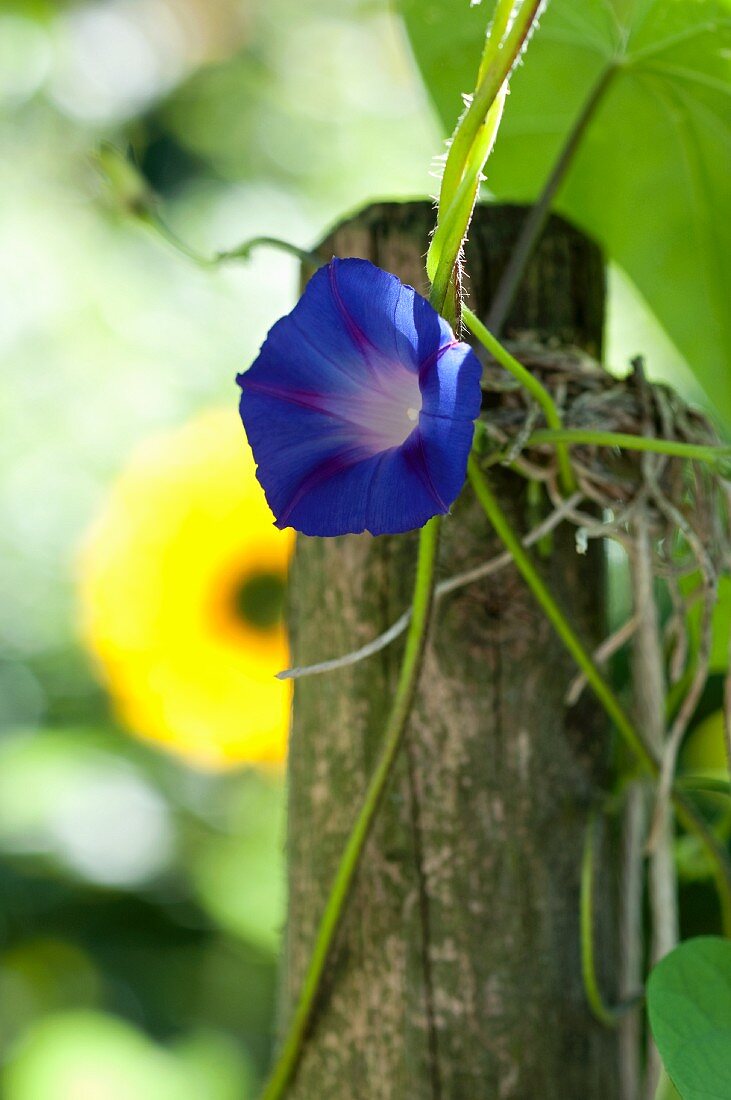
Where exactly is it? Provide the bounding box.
[78,407,294,770]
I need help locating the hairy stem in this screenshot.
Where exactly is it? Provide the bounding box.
[481,0,516,79]
[429,89,506,313]
[440,0,543,210]
[261,517,441,1100]
[430,0,544,316]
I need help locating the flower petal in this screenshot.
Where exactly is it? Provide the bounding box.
[237,258,483,537]
[417,411,478,511]
[278,435,459,538]
[366,438,451,535]
[238,388,360,524]
[279,453,384,537]
[419,339,484,422]
[324,258,453,370]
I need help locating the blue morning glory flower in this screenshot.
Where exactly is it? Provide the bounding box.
[237,258,482,537]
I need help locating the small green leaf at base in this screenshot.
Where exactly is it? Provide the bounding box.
[648,936,731,1100]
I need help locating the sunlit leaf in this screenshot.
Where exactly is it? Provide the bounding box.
[647,936,731,1099]
[399,0,731,426]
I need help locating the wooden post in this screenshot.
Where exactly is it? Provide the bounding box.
[282,202,619,1098]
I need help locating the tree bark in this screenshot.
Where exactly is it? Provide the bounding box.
[282,202,620,1099]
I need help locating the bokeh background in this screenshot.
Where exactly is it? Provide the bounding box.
[0,0,727,1096]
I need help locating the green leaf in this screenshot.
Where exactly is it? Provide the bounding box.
[399,0,731,426]
[647,936,731,1099]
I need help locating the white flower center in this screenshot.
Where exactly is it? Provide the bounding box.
[355,365,423,453]
[322,362,423,454]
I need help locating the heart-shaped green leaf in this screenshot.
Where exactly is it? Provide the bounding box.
[647,936,731,1099]
[399,0,731,425]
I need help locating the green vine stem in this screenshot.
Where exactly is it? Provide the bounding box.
[214,236,320,267]
[581,813,616,1026]
[439,0,542,211]
[463,306,577,492]
[430,0,544,317]
[581,810,631,1026]
[466,455,731,934]
[142,215,320,271]
[525,428,731,468]
[467,455,653,767]
[481,0,515,77]
[260,516,441,1100]
[428,88,506,315]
